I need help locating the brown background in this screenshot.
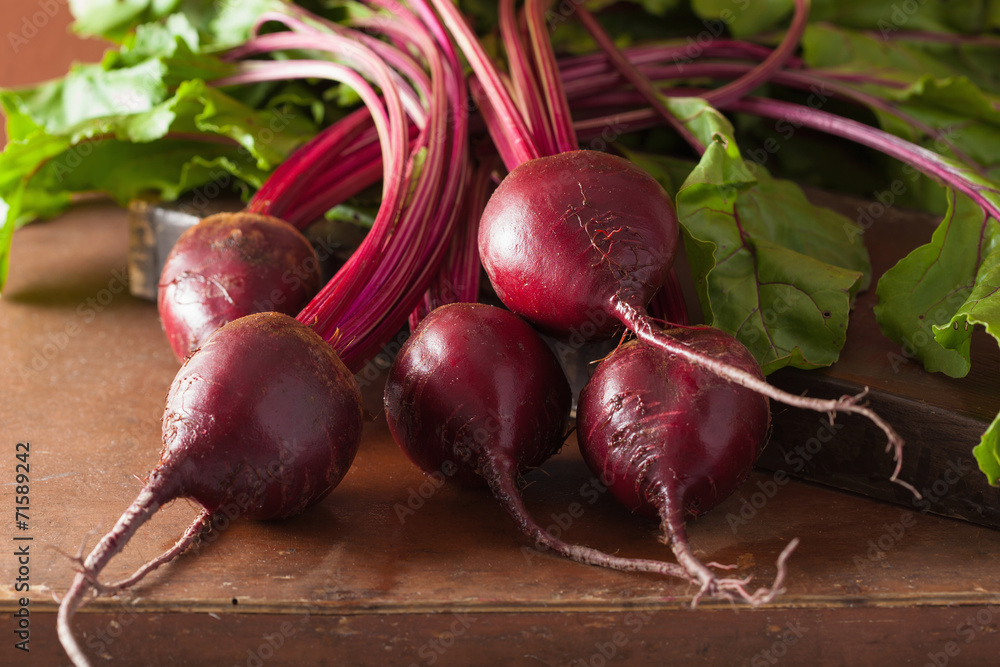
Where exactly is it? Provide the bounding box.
[0,0,108,146]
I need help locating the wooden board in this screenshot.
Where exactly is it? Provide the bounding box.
[3,202,1000,665]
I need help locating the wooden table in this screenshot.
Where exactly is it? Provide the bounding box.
[3,202,1000,666]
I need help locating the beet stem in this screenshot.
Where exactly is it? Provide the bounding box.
[573,6,705,155]
[701,0,810,107]
[524,0,578,153]
[613,297,920,498]
[499,0,556,155]
[486,459,696,583]
[58,475,178,667]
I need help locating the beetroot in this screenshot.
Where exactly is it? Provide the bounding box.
[578,327,796,604]
[58,312,362,666]
[580,328,768,518]
[385,303,700,579]
[478,150,678,340]
[158,212,321,359]
[385,303,571,485]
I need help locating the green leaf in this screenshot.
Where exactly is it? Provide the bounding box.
[0,77,316,293]
[678,173,867,373]
[0,182,25,290]
[691,0,794,40]
[69,0,182,42]
[69,0,282,47]
[936,243,1000,354]
[178,81,316,169]
[883,76,1000,171]
[121,12,201,61]
[620,149,695,197]
[659,98,868,372]
[809,0,967,34]
[803,22,1000,95]
[693,0,995,40]
[1,59,169,139]
[973,415,1000,486]
[874,190,998,377]
[803,23,959,81]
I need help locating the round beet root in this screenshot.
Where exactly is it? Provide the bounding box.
[58,313,362,665]
[577,326,791,604]
[578,327,770,520]
[384,302,571,485]
[158,212,321,359]
[160,311,363,519]
[478,150,678,341]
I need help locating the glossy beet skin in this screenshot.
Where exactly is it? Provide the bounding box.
[384,303,727,583]
[160,311,363,518]
[478,150,679,341]
[577,327,770,520]
[385,303,571,485]
[59,312,363,665]
[158,212,321,359]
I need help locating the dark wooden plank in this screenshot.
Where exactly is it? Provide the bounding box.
[22,606,1000,666]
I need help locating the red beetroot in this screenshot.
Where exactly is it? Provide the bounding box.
[58,312,362,666]
[385,303,571,486]
[478,150,678,340]
[578,327,796,604]
[158,212,321,359]
[385,302,704,579]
